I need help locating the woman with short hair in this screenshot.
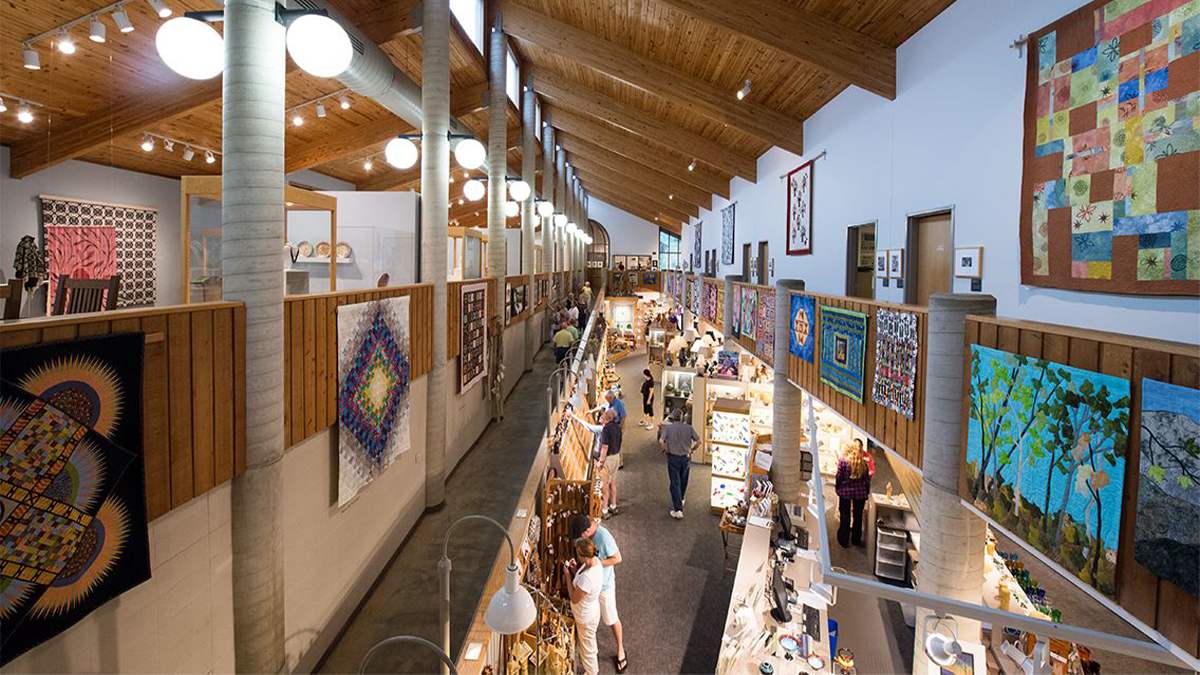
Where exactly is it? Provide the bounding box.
[564,537,604,675]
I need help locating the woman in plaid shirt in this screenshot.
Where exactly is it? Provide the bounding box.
[835,439,873,547]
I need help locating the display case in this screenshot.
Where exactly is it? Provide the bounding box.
[709,398,752,512]
[609,300,636,333]
[661,367,697,425]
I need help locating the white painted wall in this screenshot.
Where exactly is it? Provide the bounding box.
[678,0,1199,345]
[0,146,184,306]
[506,229,523,274]
[590,199,660,263]
[287,169,355,192]
[7,484,234,674]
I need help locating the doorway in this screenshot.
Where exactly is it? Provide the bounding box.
[757,241,769,285]
[905,209,953,305]
[742,243,751,280]
[844,223,876,299]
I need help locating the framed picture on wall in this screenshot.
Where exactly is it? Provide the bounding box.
[887,249,904,279]
[613,255,627,268]
[954,246,983,278]
[875,251,888,279]
[857,228,876,269]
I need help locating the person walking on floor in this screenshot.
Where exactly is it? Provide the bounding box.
[834,438,874,547]
[553,321,574,365]
[580,281,593,308]
[571,515,627,673]
[569,408,622,517]
[658,409,699,519]
[638,368,655,428]
[563,537,604,675]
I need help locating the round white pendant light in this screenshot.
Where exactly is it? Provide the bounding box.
[286,14,352,78]
[565,222,577,234]
[504,201,519,218]
[463,178,486,202]
[156,17,223,80]
[536,200,554,218]
[553,213,567,228]
[453,138,486,170]
[384,137,418,169]
[508,180,531,202]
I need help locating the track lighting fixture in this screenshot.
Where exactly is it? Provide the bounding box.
[363,159,373,171]
[458,198,465,205]
[205,150,216,164]
[163,139,175,152]
[668,193,674,200]
[16,104,34,124]
[736,79,752,100]
[113,9,134,33]
[339,95,351,110]
[147,0,172,19]
[0,98,6,113]
[316,102,326,118]
[182,146,195,161]
[688,159,697,172]
[57,31,77,55]
[89,17,107,43]
[22,45,40,70]
[291,113,304,127]
[140,135,155,152]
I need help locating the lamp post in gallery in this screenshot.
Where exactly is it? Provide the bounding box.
[359,635,458,675]
[439,514,537,675]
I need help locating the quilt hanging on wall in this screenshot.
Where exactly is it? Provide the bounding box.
[871,309,919,419]
[1135,377,1198,597]
[963,345,1130,596]
[786,160,814,255]
[716,284,726,325]
[789,294,816,363]
[460,282,488,393]
[703,282,718,322]
[818,306,867,403]
[1018,0,1200,296]
[693,220,702,270]
[740,286,757,340]
[0,333,150,666]
[337,297,412,507]
[731,285,742,337]
[721,203,736,265]
[41,196,158,308]
[691,277,702,318]
[755,289,775,363]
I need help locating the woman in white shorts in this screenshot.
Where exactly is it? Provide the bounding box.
[564,537,604,675]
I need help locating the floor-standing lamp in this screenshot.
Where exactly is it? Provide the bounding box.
[440,514,537,675]
[359,634,457,675]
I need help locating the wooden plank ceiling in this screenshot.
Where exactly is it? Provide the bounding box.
[0,0,953,232]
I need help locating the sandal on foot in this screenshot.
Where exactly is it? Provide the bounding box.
[615,655,628,673]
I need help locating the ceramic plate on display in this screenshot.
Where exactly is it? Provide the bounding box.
[297,240,313,257]
[807,655,824,670]
[779,634,801,654]
[336,241,352,259]
[315,241,332,258]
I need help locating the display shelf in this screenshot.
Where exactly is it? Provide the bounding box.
[867,493,919,586]
[294,255,353,264]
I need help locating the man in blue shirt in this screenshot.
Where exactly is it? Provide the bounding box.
[572,514,627,672]
[601,389,627,470]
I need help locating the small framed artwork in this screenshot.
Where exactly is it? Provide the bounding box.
[887,248,904,279]
[874,251,888,279]
[613,255,627,268]
[954,246,983,278]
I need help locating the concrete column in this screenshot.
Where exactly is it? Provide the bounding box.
[556,148,566,276]
[540,117,553,275]
[486,18,507,340]
[420,0,450,509]
[912,293,997,673]
[722,275,742,341]
[521,85,537,369]
[770,279,805,503]
[222,0,285,671]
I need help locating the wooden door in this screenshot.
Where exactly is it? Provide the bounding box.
[757,241,769,285]
[742,243,751,279]
[909,212,952,305]
[845,224,876,299]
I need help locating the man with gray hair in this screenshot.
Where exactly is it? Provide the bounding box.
[658,408,699,519]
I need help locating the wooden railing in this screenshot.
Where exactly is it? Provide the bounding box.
[0,302,247,521]
[283,284,433,448]
[966,315,1200,656]
[786,292,930,468]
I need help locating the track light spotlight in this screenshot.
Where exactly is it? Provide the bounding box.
[163,139,175,152]
[57,31,77,55]
[291,113,304,127]
[113,9,134,33]
[316,102,326,118]
[339,94,351,110]
[16,104,34,124]
[363,159,373,171]
[0,98,6,113]
[205,150,216,164]
[89,17,107,43]
[687,159,697,172]
[147,0,172,19]
[668,193,674,200]
[182,146,195,161]
[22,45,41,70]
[736,79,752,100]
[140,135,155,152]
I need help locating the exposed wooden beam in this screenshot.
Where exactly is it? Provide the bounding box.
[557,136,712,209]
[502,1,803,155]
[532,69,754,183]
[546,107,728,201]
[585,183,686,232]
[346,0,423,45]
[655,0,895,100]
[577,171,695,223]
[290,81,488,173]
[9,79,222,179]
[570,165,699,219]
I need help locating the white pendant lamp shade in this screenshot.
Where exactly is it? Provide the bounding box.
[463,178,486,202]
[508,180,531,202]
[483,566,536,635]
[156,17,223,80]
[565,222,577,234]
[537,200,554,218]
[553,213,568,228]
[384,137,418,169]
[504,201,519,218]
[286,14,352,78]
[453,138,486,170]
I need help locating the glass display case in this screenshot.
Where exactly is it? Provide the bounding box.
[610,301,635,333]
[647,327,666,348]
[661,368,696,424]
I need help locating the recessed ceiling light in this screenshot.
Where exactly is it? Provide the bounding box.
[113,9,134,33]
[89,17,107,43]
